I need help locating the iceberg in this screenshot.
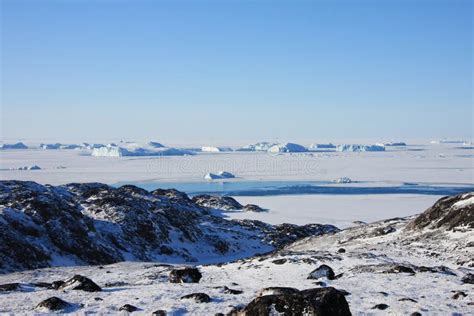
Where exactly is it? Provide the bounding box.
[384,142,407,146]
[92,143,193,157]
[334,177,352,183]
[309,143,336,150]
[201,146,233,152]
[204,171,235,180]
[18,165,41,170]
[0,142,28,150]
[268,143,308,153]
[237,142,278,152]
[336,144,385,152]
[40,143,62,149]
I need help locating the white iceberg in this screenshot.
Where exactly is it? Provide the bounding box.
[40,143,62,149]
[0,142,28,150]
[309,143,336,150]
[204,171,235,180]
[237,142,277,152]
[92,143,193,157]
[334,177,352,183]
[384,142,407,146]
[201,146,233,152]
[268,143,308,153]
[336,144,385,152]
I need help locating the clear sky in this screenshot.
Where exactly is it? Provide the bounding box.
[1,0,472,143]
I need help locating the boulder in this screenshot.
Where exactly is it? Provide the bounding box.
[169,267,202,283]
[59,275,102,292]
[180,292,211,303]
[119,304,139,312]
[308,264,336,280]
[35,297,71,311]
[230,287,351,316]
[0,283,20,292]
[462,273,474,284]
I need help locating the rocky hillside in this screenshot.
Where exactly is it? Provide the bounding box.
[0,192,472,314]
[0,180,338,273]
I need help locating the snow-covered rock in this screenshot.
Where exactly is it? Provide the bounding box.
[204,171,235,180]
[201,146,233,152]
[0,142,28,150]
[268,143,308,153]
[336,144,385,152]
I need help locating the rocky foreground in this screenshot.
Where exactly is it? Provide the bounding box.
[0,182,472,315]
[0,180,337,273]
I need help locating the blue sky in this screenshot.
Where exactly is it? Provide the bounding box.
[1,0,472,142]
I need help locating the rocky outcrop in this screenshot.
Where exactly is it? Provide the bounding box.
[408,192,474,230]
[229,287,351,316]
[0,181,338,273]
[192,195,243,210]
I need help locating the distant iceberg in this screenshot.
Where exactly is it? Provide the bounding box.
[40,143,62,149]
[334,177,352,183]
[309,143,336,150]
[204,171,235,180]
[268,143,308,153]
[236,142,277,152]
[92,143,193,157]
[336,144,385,152]
[431,140,465,144]
[384,142,407,146]
[0,142,28,150]
[201,146,233,152]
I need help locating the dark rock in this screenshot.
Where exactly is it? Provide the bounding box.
[372,303,389,310]
[410,313,422,316]
[452,291,467,299]
[119,304,139,312]
[0,283,20,292]
[408,192,474,230]
[94,297,103,301]
[272,258,287,265]
[462,273,474,284]
[152,310,167,316]
[337,248,346,253]
[35,297,71,311]
[314,281,326,287]
[243,204,265,212]
[223,286,243,295]
[169,267,202,283]
[399,298,418,302]
[59,275,102,292]
[180,292,211,303]
[308,264,336,280]
[230,287,351,316]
